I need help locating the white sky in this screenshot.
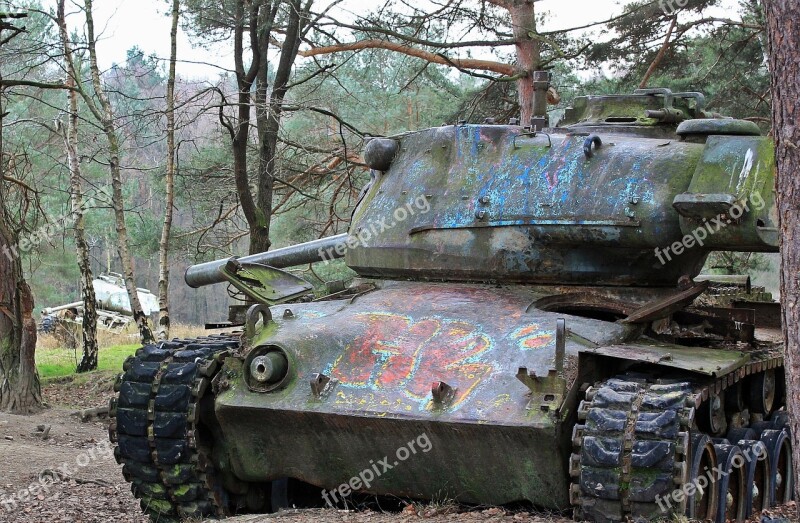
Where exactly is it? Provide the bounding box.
[43,0,740,80]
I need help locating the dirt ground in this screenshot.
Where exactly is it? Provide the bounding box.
[0,373,796,523]
[0,374,568,523]
[0,376,148,523]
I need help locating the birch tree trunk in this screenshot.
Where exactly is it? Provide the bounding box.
[58,0,99,371]
[762,0,800,504]
[83,0,154,345]
[157,0,180,340]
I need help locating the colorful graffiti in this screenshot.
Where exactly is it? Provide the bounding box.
[327,312,494,411]
[511,324,553,350]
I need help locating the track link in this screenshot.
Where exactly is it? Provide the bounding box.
[570,378,693,522]
[108,334,239,522]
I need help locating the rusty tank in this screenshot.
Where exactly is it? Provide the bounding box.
[109,82,790,523]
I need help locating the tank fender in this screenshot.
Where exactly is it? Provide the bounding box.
[577,343,751,379]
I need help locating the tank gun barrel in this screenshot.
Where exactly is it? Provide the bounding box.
[184,233,349,288]
[41,301,83,315]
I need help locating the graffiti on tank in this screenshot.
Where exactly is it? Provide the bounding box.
[327,312,494,410]
[511,323,554,350]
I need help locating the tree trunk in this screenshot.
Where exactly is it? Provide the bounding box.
[66,86,99,372]
[58,0,99,372]
[157,0,180,340]
[252,0,304,255]
[230,0,265,256]
[762,0,800,504]
[0,76,41,413]
[639,17,677,89]
[83,0,154,345]
[507,0,540,124]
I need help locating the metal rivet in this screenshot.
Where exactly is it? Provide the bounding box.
[283,309,294,319]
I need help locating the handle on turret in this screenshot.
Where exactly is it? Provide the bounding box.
[583,134,602,159]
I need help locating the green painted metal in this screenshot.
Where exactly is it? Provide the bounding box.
[215,281,637,507]
[341,95,777,287]
[677,118,762,137]
[219,261,312,304]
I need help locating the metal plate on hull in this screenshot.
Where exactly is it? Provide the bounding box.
[581,343,749,376]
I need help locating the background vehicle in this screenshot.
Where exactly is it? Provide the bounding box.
[40,274,159,346]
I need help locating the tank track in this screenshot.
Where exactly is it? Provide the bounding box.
[570,378,693,521]
[570,353,786,523]
[108,334,240,522]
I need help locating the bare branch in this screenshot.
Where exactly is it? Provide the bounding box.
[298,39,518,76]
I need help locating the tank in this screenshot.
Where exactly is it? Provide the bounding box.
[110,84,790,523]
[40,273,160,337]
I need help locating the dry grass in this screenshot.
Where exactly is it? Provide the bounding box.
[37,322,211,351]
[36,323,213,379]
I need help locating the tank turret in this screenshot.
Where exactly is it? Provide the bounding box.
[347,89,777,286]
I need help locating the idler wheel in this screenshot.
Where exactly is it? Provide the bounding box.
[686,434,719,521]
[737,440,771,516]
[713,443,747,523]
[761,429,793,505]
[245,483,271,512]
[725,382,745,412]
[748,369,776,415]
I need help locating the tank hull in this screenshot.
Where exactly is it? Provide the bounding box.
[211,281,638,508]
